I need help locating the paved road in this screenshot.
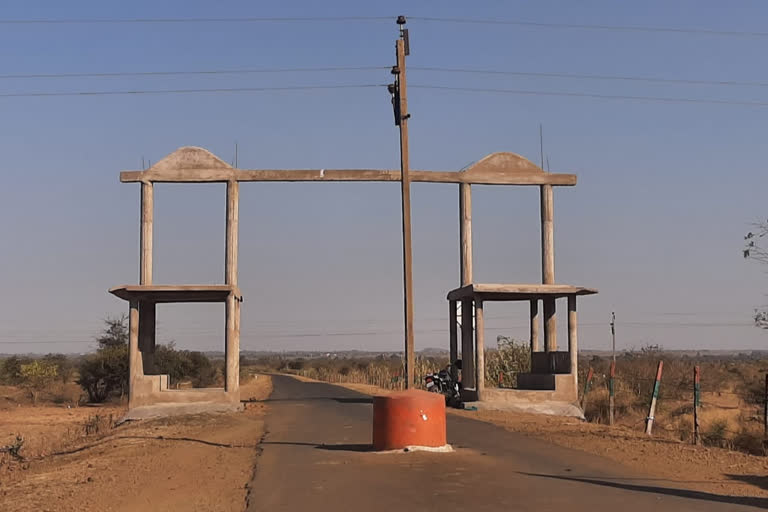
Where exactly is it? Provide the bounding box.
[247,375,767,511]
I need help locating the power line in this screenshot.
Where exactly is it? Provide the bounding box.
[6,66,766,91]
[411,66,768,89]
[408,16,768,38]
[0,83,387,98]
[0,66,390,80]
[410,84,768,108]
[0,16,394,25]
[2,15,766,38]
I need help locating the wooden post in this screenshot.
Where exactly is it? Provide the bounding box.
[394,31,415,389]
[581,367,594,411]
[140,182,153,285]
[567,295,578,388]
[449,300,458,364]
[539,183,556,351]
[609,360,616,426]
[693,366,701,445]
[128,299,141,407]
[475,300,485,401]
[529,299,539,353]
[225,180,240,394]
[645,361,664,435]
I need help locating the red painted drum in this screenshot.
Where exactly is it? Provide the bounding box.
[372,389,447,450]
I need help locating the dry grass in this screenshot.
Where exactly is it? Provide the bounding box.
[260,347,768,458]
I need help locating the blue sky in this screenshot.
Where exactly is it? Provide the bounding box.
[1,0,767,354]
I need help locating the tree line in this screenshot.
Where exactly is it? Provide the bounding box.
[0,316,222,404]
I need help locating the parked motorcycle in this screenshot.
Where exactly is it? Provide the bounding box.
[424,360,464,409]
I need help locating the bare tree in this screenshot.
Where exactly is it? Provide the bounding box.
[744,221,768,328]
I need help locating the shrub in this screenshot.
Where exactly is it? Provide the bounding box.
[18,360,59,404]
[77,344,129,403]
[0,356,26,385]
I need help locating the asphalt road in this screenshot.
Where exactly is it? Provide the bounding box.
[247,375,767,511]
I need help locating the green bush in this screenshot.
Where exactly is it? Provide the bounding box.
[77,344,129,403]
[77,316,129,403]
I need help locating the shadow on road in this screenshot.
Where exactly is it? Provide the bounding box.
[262,441,373,452]
[242,397,372,405]
[522,472,768,509]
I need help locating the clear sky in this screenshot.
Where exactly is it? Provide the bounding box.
[1,0,767,354]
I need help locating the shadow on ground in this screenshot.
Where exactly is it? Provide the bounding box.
[523,472,768,509]
[728,474,768,492]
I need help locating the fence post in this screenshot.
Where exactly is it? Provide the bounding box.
[693,366,701,446]
[608,361,616,426]
[763,373,768,438]
[581,367,594,411]
[645,361,664,435]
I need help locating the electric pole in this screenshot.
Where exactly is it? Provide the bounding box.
[390,16,415,388]
[611,311,616,364]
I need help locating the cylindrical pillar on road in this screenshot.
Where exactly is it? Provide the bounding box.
[372,390,446,451]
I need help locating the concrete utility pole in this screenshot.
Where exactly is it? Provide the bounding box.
[392,16,415,388]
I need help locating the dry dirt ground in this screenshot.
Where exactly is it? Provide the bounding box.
[321,379,768,499]
[0,376,272,512]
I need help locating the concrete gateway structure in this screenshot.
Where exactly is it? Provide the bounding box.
[110,146,596,415]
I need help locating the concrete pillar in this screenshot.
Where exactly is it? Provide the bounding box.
[138,301,156,375]
[128,300,141,407]
[225,180,239,286]
[540,184,557,351]
[225,180,240,394]
[460,299,475,389]
[449,300,458,364]
[225,292,239,393]
[459,183,472,286]
[544,299,557,352]
[475,300,485,401]
[529,299,540,353]
[568,295,578,391]
[140,182,153,285]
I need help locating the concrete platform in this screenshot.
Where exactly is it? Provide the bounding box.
[123,401,243,420]
[465,399,585,419]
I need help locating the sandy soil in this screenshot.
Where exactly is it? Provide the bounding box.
[323,380,768,499]
[0,375,272,512]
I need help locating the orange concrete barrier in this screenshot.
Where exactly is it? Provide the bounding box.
[372,389,447,450]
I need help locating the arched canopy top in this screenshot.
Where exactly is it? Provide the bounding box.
[461,152,543,176]
[121,147,576,186]
[150,146,233,172]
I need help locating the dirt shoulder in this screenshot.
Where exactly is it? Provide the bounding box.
[0,375,272,512]
[313,379,768,499]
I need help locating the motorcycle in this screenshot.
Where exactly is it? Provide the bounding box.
[424,360,464,409]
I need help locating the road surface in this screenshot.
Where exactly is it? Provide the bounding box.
[247,375,766,511]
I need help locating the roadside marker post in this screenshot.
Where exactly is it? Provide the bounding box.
[763,374,768,438]
[581,367,594,412]
[608,360,616,426]
[693,366,701,445]
[645,361,664,435]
